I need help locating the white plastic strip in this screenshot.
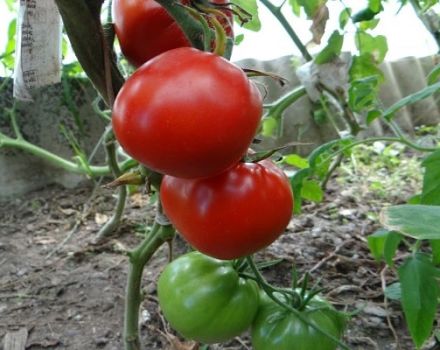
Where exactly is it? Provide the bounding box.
[14,0,62,101]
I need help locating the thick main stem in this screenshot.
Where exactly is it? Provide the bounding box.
[124,220,175,350]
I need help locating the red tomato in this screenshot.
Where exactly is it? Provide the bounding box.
[113,0,233,67]
[112,47,262,179]
[160,159,294,259]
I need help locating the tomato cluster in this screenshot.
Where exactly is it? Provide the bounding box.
[113,1,345,348]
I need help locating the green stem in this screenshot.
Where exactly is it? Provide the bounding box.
[264,86,307,136]
[96,129,127,240]
[0,133,136,177]
[259,0,312,61]
[154,0,205,50]
[124,221,176,350]
[245,256,350,350]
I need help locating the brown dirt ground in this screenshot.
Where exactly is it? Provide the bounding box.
[0,172,435,350]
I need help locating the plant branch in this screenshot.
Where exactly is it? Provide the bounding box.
[95,129,128,240]
[259,0,312,61]
[245,256,350,350]
[0,132,136,177]
[124,207,176,350]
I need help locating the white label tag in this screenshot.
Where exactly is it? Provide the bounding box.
[13,0,62,101]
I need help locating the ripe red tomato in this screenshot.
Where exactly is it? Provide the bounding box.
[113,0,233,67]
[160,159,294,259]
[112,47,262,179]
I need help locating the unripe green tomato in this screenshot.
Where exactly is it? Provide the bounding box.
[157,252,260,344]
[251,292,346,350]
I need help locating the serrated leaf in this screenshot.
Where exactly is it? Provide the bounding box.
[430,239,440,265]
[315,31,343,64]
[381,204,440,240]
[383,81,440,121]
[350,53,384,82]
[384,282,401,301]
[283,154,309,169]
[355,32,388,63]
[339,8,351,29]
[233,0,261,31]
[398,254,440,348]
[301,179,324,202]
[349,76,380,112]
[427,63,440,85]
[421,149,440,205]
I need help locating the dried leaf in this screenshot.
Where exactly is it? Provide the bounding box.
[310,4,329,44]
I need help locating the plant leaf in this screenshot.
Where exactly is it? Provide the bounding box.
[383,81,440,121]
[421,149,440,205]
[355,31,388,63]
[430,239,440,265]
[339,8,351,29]
[398,254,440,348]
[233,0,261,31]
[381,204,440,240]
[427,63,440,85]
[367,229,388,262]
[384,282,401,301]
[315,31,343,64]
[383,231,402,267]
[301,179,324,202]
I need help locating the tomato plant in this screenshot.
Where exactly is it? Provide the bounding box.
[251,292,346,350]
[112,47,262,179]
[113,0,233,67]
[157,251,260,343]
[160,159,293,259]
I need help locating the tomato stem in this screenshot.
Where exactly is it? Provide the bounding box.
[245,256,351,350]
[124,204,176,350]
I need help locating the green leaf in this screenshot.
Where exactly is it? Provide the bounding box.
[339,8,351,29]
[421,149,440,205]
[366,110,381,125]
[398,254,440,348]
[301,179,324,202]
[352,8,380,23]
[384,282,401,301]
[355,32,388,63]
[367,229,388,262]
[384,231,402,267]
[367,229,401,265]
[427,63,440,85]
[290,168,310,214]
[297,0,326,18]
[350,53,384,82]
[234,34,244,45]
[430,239,440,265]
[288,0,301,16]
[383,81,440,121]
[368,0,382,12]
[315,31,343,64]
[381,204,440,240]
[2,19,16,70]
[349,76,381,112]
[359,18,380,30]
[233,0,261,31]
[408,194,422,204]
[283,154,309,169]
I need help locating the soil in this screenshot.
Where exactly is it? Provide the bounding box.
[0,172,433,350]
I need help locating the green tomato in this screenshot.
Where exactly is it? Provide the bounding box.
[251,292,346,350]
[157,252,260,344]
